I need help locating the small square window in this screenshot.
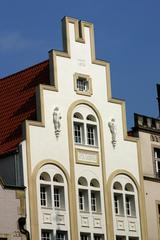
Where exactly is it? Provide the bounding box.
[74,73,92,96]
[77,77,88,92]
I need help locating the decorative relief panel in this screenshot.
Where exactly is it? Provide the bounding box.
[43,213,52,224]
[150,134,160,143]
[75,148,99,165]
[128,221,137,232]
[56,214,65,225]
[93,217,102,228]
[81,216,89,227]
[116,219,125,230]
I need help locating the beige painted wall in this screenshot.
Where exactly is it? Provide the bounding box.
[0,185,25,239]
[144,181,160,240]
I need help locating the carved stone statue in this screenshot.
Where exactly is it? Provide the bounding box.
[53,107,62,138]
[108,118,117,148]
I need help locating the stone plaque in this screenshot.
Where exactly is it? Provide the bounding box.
[76,149,99,165]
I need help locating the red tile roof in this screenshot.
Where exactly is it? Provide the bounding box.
[0,60,50,156]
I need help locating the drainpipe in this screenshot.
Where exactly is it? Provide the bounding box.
[18,217,30,240]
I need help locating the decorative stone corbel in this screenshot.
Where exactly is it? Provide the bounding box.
[53,107,62,138]
[108,118,117,148]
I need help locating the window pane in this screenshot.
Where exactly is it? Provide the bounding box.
[94,234,104,240]
[54,187,60,208]
[41,231,51,240]
[77,78,88,92]
[80,233,90,240]
[56,231,67,240]
[74,123,83,144]
[91,192,97,212]
[87,125,96,146]
[40,186,47,206]
[79,191,85,210]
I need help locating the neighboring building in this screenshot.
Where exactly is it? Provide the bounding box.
[0,17,148,240]
[131,85,160,240]
[0,180,25,240]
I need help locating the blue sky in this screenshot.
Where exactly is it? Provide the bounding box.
[1,0,160,129]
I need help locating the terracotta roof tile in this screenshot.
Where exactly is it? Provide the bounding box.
[0,60,50,155]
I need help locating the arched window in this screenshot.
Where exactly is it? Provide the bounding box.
[40,172,52,208]
[38,165,70,240]
[112,177,136,217]
[112,175,140,240]
[53,174,65,209]
[40,172,51,181]
[78,177,89,211]
[90,179,101,213]
[78,176,101,213]
[73,105,98,147]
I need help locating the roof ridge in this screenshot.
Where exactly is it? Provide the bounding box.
[0,59,49,81]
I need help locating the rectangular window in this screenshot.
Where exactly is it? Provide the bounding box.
[116,236,126,240]
[80,233,91,240]
[41,231,52,240]
[54,187,61,208]
[126,196,131,216]
[40,186,47,206]
[94,234,104,240]
[77,77,88,92]
[79,191,85,211]
[56,231,67,240]
[87,125,97,146]
[125,195,136,217]
[91,192,97,212]
[114,195,120,215]
[74,123,83,144]
[154,148,160,177]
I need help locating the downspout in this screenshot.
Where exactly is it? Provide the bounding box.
[18,217,30,240]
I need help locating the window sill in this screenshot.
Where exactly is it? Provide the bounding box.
[41,206,53,210]
[80,210,90,214]
[75,144,99,151]
[92,211,102,215]
[55,208,66,211]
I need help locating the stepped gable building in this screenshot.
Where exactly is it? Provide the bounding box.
[131,84,160,240]
[0,17,148,240]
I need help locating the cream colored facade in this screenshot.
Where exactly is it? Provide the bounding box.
[132,114,160,240]
[21,17,148,240]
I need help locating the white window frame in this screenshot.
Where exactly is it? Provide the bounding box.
[73,110,98,147]
[74,122,84,144]
[154,148,160,177]
[91,192,97,212]
[40,186,47,207]
[41,231,52,240]
[114,194,120,215]
[80,233,91,240]
[94,234,104,240]
[79,190,85,211]
[54,187,61,208]
[56,231,67,240]
[125,196,132,216]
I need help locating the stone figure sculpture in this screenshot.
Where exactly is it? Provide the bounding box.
[53,107,62,138]
[108,118,117,148]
